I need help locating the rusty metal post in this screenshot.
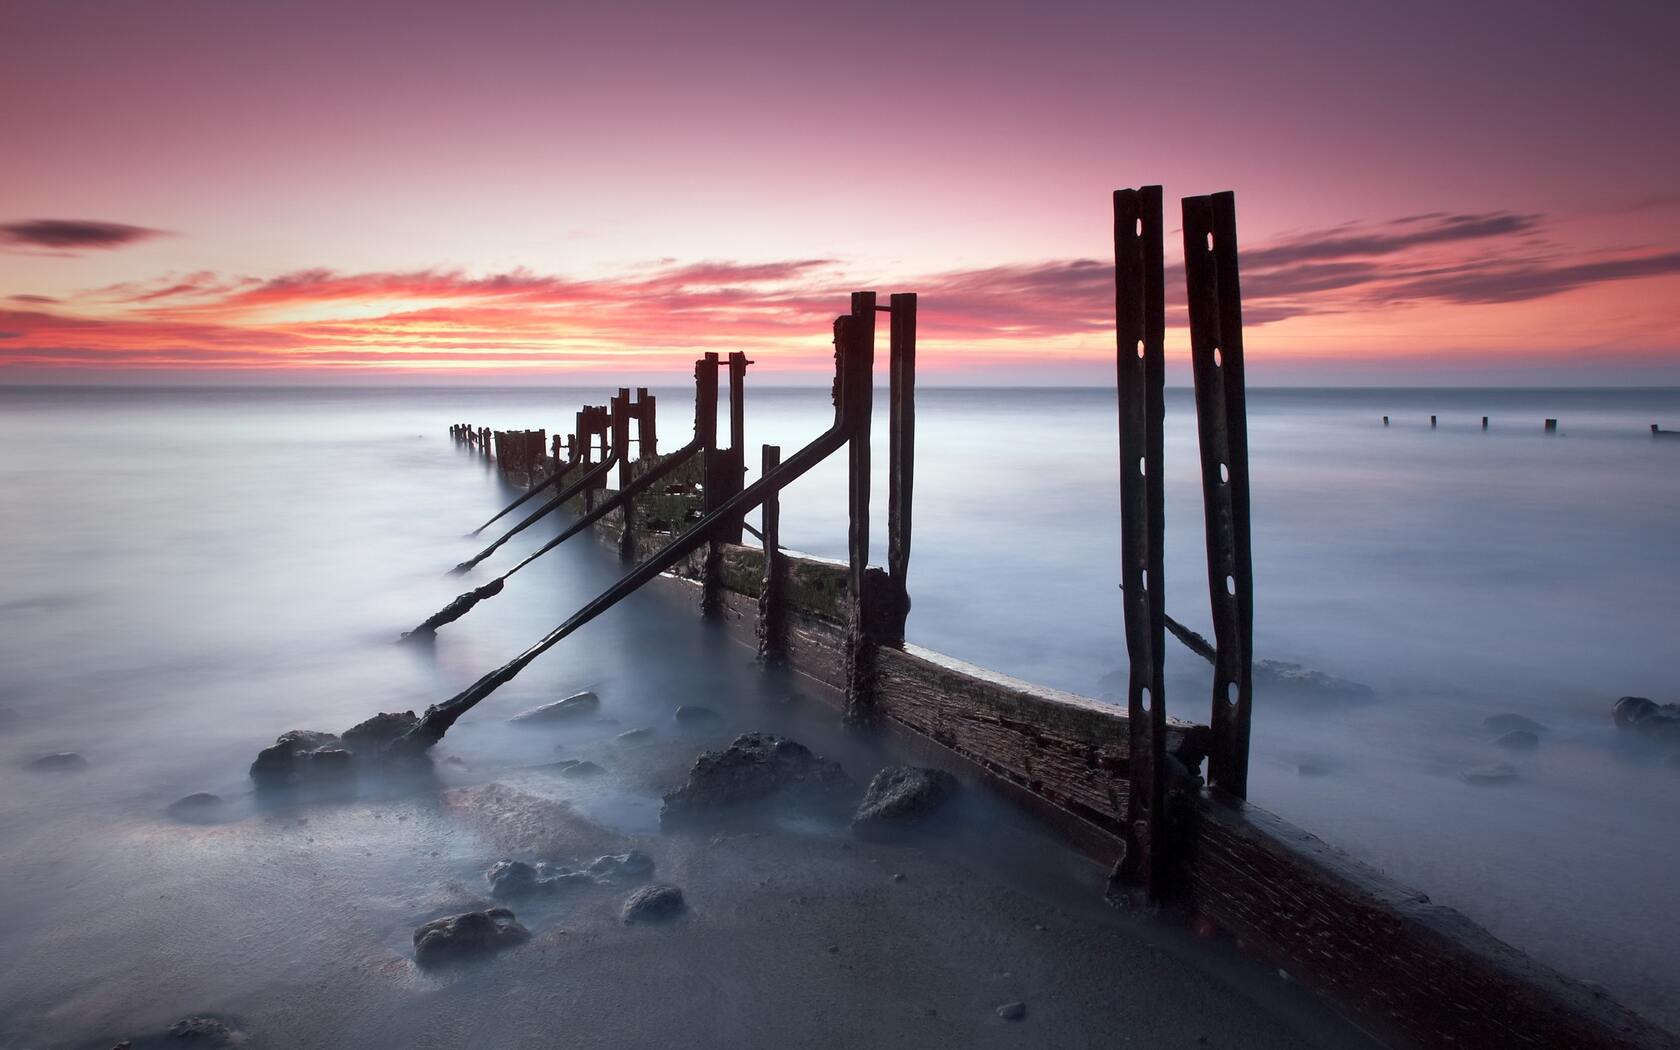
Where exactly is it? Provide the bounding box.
[696,353,723,615]
[1114,186,1169,895]
[843,292,877,725]
[883,292,916,647]
[636,387,657,458]
[1183,191,1255,799]
[756,443,785,663]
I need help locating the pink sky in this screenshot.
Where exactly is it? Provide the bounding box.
[3,0,1678,384]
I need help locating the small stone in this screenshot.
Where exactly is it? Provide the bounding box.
[1484,713,1546,734]
[1496,730,1539,751]
[413,908,530,966]
[891,872,907,882]
[996,1001,1026,1021]
[1461,763,1518,785]
[509,691,601,723]
[166,1015,238,1044]
[249,729,340,786]
[621,883,685,923]
[486,860,543,899]
[166,792,224,822]
[826,944,840,954]
[26,751,87,771]
[851,766,959,833]
[559,760,605,778]
[674,705,720,725]
[616,727,655,743]
[661,733,850,821]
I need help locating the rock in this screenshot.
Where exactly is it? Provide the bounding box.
[674,704,720,725]
[1254,660,1375,702]
[621,883,685,923]
[486,860,596,898]
[851,766,959,833]
[588,851,655,879]
[1461,763,1518,785]
[166,1015,239,1044]
[1613,696,1680,742]
[996,1001,1026,1021]
[1484,713,1546,735]
[616,727,655,743]
[509,691,600,723]
[1496,730,1539,751]
[298,746,356,778]
[661,733,850,821]
[166,792,225,822]
[340,710,419,754]
[26,751,87,771]
[559,760,605,779]
[413,907,530,966]
[249,729,341,787]
[486,860,544,899]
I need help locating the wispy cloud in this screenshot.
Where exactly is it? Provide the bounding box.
[1,219,168,252]
[3,210,1676,373]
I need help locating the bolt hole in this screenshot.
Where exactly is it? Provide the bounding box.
[1138,456,1146,477]
[1136,338,1144,359]
[1135,217,1143,237]
[1219,462,1229,484]
[1224,681,1238,706]
[1225,575,1236,595]
[1206,231,1214,252]
[1140,568,1148,590]
[1212,347,1223,368]
[1141,685,1152,712]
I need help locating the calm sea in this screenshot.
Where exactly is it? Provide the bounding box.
[1,384,1677,1032]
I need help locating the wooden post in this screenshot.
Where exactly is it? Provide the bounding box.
[718,352,750,544]
[756,443,785,663]
[636,387,657,457]
[1183,191,1255,799]
[696,354,722,615]
[883,292,916,646]
[1482,416,1489,430]
[844,292,877,725]
[1114,186,1169,895]
[1545,418,1558,433]
[612,392,634,561]
[1431,415,1438,429]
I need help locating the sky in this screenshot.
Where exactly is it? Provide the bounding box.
[2,0,1678,385]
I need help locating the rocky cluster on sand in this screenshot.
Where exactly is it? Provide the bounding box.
[485,851,655,899]
[247,711,419,788]
[413,908,532,967]
[660,732,851,821]
[1614,696,1680,744]
[851,766,959,834]
[621,883,686,923]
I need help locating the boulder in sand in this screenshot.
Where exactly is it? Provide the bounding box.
[509,691,600,723]
[486,860,596,899]
[589,851,655,879]
[674,704,720,725]
[851,766,959,834]
[1461,763,1518,785]
[1484,713,1546,735]
[249,729,342,787]
[1613,696,1680,742]
[621,883,685,923]
[26,751,87,772]
[413,907,530,966]
[660,733,850,821]
[167,792,225,823]
[1496,730,1540,751]
[166,1015,240,1045]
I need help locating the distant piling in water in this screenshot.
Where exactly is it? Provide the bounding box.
[1482,416,1488,430]
[1382,415,1389,426]
[1431,415,1437,428]
[1545,418,1558,433]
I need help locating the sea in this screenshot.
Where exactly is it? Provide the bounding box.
[1,384,1677,1038]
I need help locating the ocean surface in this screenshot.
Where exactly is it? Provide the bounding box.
[1,384,1677,1036]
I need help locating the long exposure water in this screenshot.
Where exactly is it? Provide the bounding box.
[1,384,1677,1038]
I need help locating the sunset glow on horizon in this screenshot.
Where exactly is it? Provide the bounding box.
[4,0,1678,384]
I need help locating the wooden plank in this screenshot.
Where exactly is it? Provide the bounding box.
[885,292,916,645]
[1114,185,1170,895]
[1191,796,1680,1050]
[1182,191,1255,797]
[611,392,633,561]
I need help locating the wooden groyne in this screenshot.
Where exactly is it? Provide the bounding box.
[438,190,1676,1050]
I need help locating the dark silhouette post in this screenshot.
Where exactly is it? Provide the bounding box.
[884,292,916,647]
[843,293,877,725]
[1183,191,1255,799]
[1114,185,1169,896]
[757,443,785,663]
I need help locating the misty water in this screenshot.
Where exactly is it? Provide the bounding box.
[1,384,1676,1042]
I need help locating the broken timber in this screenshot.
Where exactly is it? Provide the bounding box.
[426,237,1675,1047]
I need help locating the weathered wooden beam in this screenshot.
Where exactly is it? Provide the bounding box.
[884,292,916,646]
[719,351,749,544]
[1182,191,1255,798]
[756,443,785,663]
[843,295,877,724]
[612,392,634,561]
[697,353,723,615]
[1114,185,1170,896]
[635,387,657,458]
